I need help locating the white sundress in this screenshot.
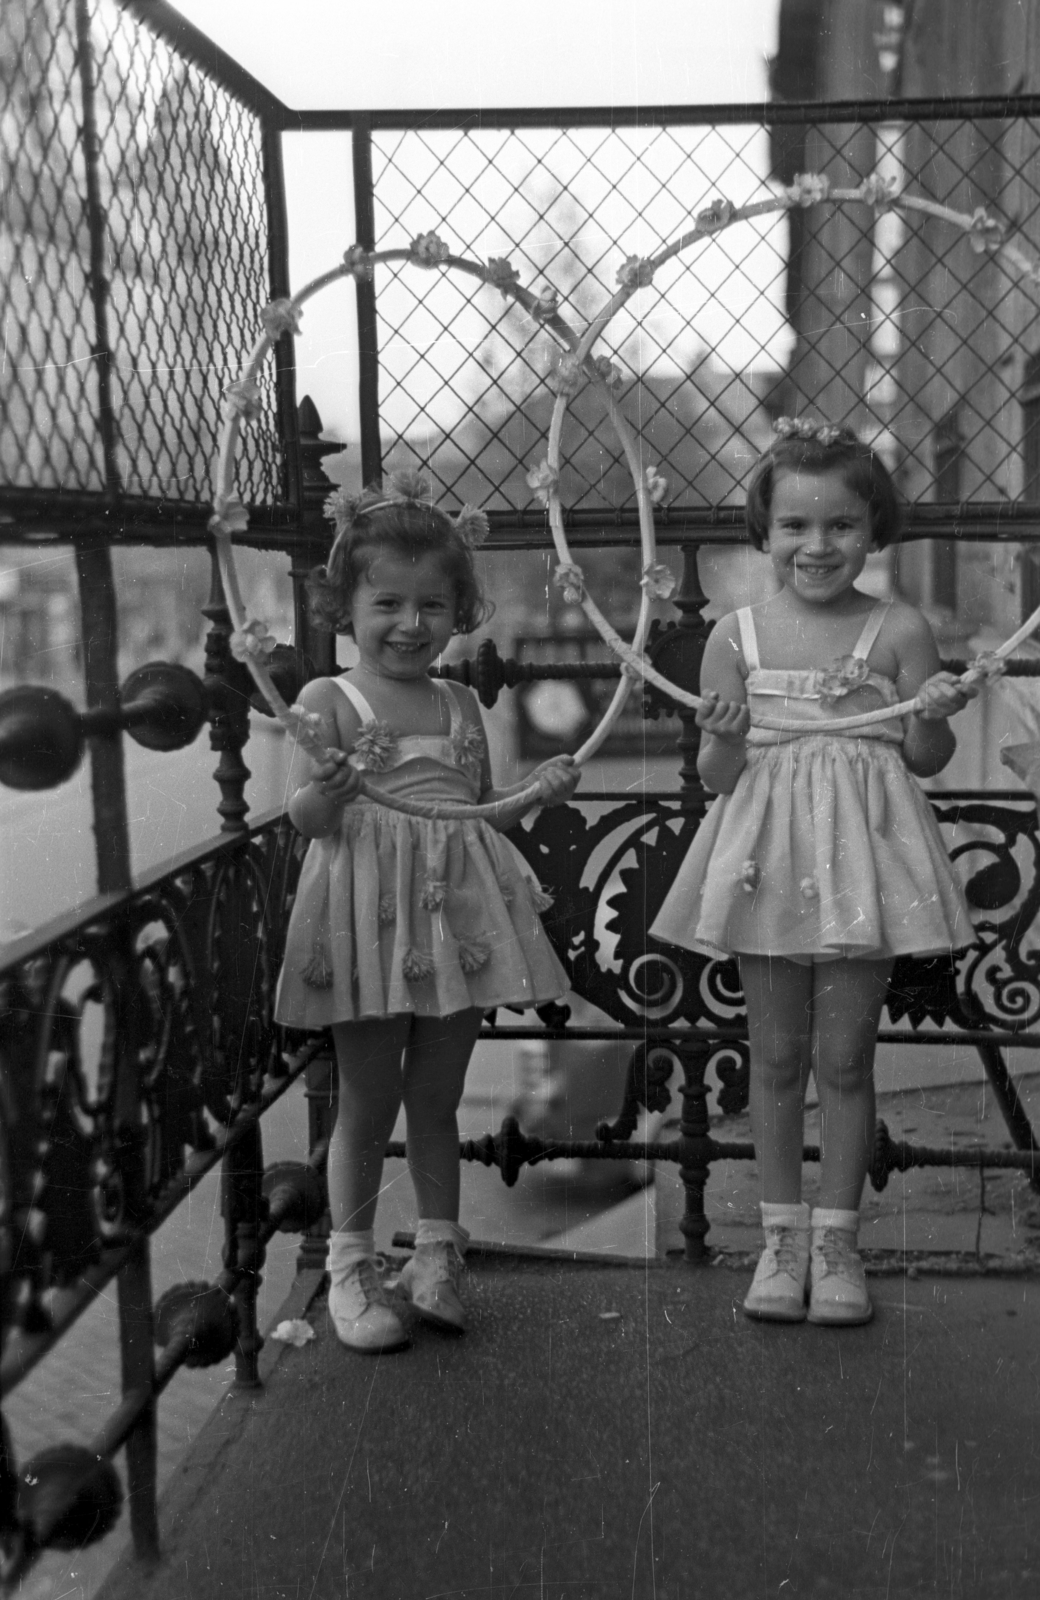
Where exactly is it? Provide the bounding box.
[275,677,568,1025]
[650,603,973,964]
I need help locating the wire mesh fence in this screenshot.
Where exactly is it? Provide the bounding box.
[364,109,1040,524]
[0,0,279,510]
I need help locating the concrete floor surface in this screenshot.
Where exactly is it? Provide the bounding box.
[96,1260,1040,1600]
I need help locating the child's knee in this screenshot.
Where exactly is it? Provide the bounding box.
[403,1080,463,1125]
[815,1053,875,1096]
[756,1041,810,1091]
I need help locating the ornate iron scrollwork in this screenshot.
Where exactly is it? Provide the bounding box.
[0,819,307,1338]
[510,791,1040,1129]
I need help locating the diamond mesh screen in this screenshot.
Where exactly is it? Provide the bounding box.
[368,115,1040,517]
[0,0,279,506]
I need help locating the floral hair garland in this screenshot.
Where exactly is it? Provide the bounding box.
[773,417,853,448]
[323,467,490,572]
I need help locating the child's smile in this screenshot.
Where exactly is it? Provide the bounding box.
[350,552,456,678]
[764,467,875,606]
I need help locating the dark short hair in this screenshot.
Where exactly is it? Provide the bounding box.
[745,426,903,550]
[307,488,492,637]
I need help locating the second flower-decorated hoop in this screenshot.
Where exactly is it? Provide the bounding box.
[212,175,1040,818]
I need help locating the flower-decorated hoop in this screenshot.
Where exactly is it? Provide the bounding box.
[212,177,1040,817]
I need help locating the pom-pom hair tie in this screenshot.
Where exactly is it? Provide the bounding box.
[322,471,490,571]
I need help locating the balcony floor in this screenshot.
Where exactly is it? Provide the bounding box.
[97,1255,1040,1600]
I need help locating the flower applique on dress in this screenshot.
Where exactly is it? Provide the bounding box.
[457,937,491,973]
[274,675,570,1025]
[352,722,398,771]
[809,655,870,702]
[451,721,485,777]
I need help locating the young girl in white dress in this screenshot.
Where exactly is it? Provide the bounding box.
[276,475,577,1352]
[651,421,976,1327]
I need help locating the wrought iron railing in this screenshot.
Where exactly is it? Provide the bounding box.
[3,0,1040,1587]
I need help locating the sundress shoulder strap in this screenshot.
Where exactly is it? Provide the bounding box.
[331,676,376,724]
[735,607,760,672]
[432,677,464,736]
[851,602,891,661]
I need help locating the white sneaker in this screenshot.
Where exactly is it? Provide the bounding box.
[327,1257,409,1352]
[743,1223,810,1322]
[808,1226,873,1326]
[399,1242,466,1332]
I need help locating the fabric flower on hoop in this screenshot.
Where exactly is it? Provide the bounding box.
[223,379,263,423]
[965,649,1007,685]
[526,459,559,507]
[532,285,560,320]
[486,257,520,293]
[453,506,489,548]
[261,299,302,339]
[553,563,586,606]
[548,353,585,398]
[616,255,655,290]
[785,172,831,207]
[968,207,1007,254]
[696,197,734,234]
[208,496,250,536]
[342,243,375,280]
[644,465,668,505]
[739,859,759,893]
[592,355,624,390]
[810,655,870,701]
[286,702,324,739]
[640,562,676,602]
[856,173,898,208]
[230,617,278,664]
[411,231,451,267]
[799,876,819,902]
[352,721,398,772]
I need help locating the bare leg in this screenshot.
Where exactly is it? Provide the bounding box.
[402,1008,484,1221]
[328,1016,411,1234]
[740,954,814,1204]
[811,958,891,1212]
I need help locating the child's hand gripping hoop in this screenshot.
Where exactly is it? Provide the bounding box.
[211,177,1040,808]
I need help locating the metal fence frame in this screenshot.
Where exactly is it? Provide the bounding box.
[3,0,1040,1584]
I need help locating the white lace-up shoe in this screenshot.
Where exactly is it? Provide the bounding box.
[743,1207,811,1322]
[808,1220,873,1326]
[327,1256,409,1352]
[399,1242,466,1332]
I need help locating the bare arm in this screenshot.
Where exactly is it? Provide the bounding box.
[696,616,752,794]
[479,755,580,826]
[893,608,978,778]
[452,683,581,829]
[285,678,361,838]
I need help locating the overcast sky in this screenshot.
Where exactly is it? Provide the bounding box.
[172,1,780,109]
[171,2,784,447]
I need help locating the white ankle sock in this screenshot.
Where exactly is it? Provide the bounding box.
[415,1219,470,1256]
[761,1202,810,1232]
[811,1207,859,1235]
[327,1228,375,1287]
